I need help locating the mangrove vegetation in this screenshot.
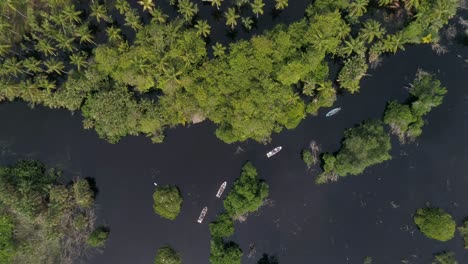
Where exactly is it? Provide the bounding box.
[153,185,183,220]
[414,207,456,242]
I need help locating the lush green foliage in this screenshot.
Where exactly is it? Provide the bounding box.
[433,251,458,264]
[224,162,269,217]
[153,185,183,220]
[209,213,235,238]
[318,120,391,183]
[155,245,181,264]
[0,160,100,263]
[0,215,15,263]
[384,71,447,142]
[87,227,110,248]
[457,220,468,248]
[302,149,314,168]
[414,208,456,242]
[0,0,458,145]
[209,239,243,264]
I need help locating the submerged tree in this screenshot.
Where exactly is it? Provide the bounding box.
[153,185,183,220]
[317,120,391,183]
[210,239,243,264]
[210,213,235,238]
[275,0,288,10]
[458,220,468,249]
[433,251,458,264]
[155,246,181,264]
[225,8,240,29]
[195,20,211,38]
[414,207,456,242]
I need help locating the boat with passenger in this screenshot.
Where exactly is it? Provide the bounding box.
[266,146,282,158]
[216,181,227,198]
[197,207,208,223]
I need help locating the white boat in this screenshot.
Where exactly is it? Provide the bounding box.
[325,107,341,117]
[216,181,227,198]
[153,182,158,187]
[197,207,208,223]
[266,146,282,158]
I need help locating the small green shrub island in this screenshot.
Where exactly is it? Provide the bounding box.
[154,245,181,264]
[153,185,183,220]
[433,251,458,264]
[414,207,456,242]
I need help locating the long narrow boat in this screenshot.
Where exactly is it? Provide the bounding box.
[266,146,282,158]
[325,107,342,117]
[216,181,227,198]
[197,207,208,224]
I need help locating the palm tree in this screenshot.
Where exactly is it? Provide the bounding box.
[2,57,23,77]
[106,26,122,43]
[138,0,155,13]
[0,43,11,57]
[23,57,42,74]
[90,2,111,23]
[194,20,211,37]
[56,34,76,52]
[241,17,253,31]
[383,32,406,53]
[44,58,65,75]
[275,0,288,10]
[178,0,199,22]
[340,37,366,57]
[35,75,56,93]
[1,0,27,18]
[251,0,265,18]
[378,0,393,6]
[359,19,386,43]
[151,8,168,24]
[75,24,95,44]
[225,8,240,29]
[211,0,223,10]
[35,39,56,56]
[212,42,226,57]
[125,9,143,31]
[115,0,130,14]
[404,0,421,9]
[69,52,88,71]
[62,5,82,23]
[348,0,369,18]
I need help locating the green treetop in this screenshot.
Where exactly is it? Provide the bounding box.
[433,251,458,264]
[414,207,456,242]
[153,185,183,220]
[209,239,243,264]
[155,245,181,264]
[209,213,235,238]
[224,162,269,218]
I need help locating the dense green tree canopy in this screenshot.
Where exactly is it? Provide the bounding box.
[414,208,456,242]
[457,220,468,249]
[224,162,269,218]
[0,160,100,263]
[433,251,458,264]
[209,239,243,264]
[155,245,181,264]
[153,185,183,220]
[87,227,110,248]
[209,213,235,238]
[318,120,391,183]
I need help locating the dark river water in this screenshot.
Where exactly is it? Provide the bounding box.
[1,4,468,264]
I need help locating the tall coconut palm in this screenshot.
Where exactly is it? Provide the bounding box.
[62,5,82,23]
[90,2,111,23]
[35,75,56,94]
[404,0,422,9]
[241,17,253,31]
[115,0,130,14]
[125,9,143,31]
[0,43,11,57]
[211,0,223,10]
[225,8,240,29]
[195,20,211,38]
[212,42,226,57]
[35,39,56,56]
[275,0,288,10]
[56,34,76,52]
[151,8,168,24]
[383,32,406,53]
[178,0,199,22]
[69,52,88,71]
[2,57,23,77]
[44,58,65,75]
[75,24,95,44]
[106,26,122,43]
[251,0,265,18]
[359,19,386,43]
[138,0,155,13]
[23,57,42,74]
[378,0,393,6]
[348,0,369,18]
[1,0,27,18]
[340,37,366,57]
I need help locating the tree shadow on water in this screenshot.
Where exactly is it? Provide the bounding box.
[258,253,279,264]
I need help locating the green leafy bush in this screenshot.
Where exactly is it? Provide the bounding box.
[87,227,110,248]
[153,185,183,220]
[209,213,234,238]
[414,208,455,242]
[209,239,242,264]
[154,246,181,264]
